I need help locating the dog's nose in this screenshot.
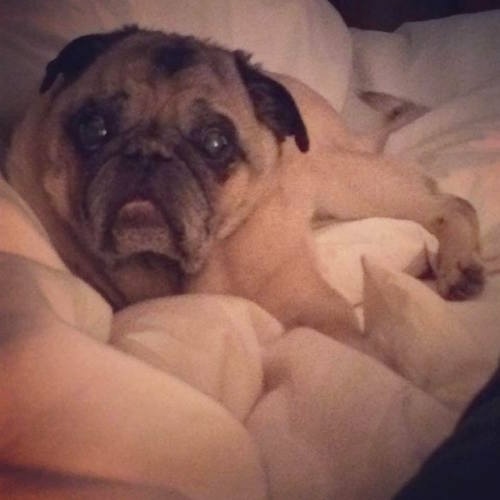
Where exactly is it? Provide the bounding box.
[124,141,175,172]
[125,150,172,169]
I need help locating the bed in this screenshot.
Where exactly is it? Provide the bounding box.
[1,1,499,498]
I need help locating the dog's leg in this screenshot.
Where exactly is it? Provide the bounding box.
[255,244,363,339]
[311,150,484,299]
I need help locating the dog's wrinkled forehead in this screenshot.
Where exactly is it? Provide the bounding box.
[120,32,236,86]
[41,27,235,95]
[153,36,205,76]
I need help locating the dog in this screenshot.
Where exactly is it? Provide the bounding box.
[5,26,484,347]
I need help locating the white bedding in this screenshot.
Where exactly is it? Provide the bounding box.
[1,1,500,498]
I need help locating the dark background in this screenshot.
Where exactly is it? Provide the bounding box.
[329,0,500,30]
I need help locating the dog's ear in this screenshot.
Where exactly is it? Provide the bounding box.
[234,51,309,153]
[40,25,139,94]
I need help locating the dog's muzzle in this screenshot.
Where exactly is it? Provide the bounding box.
[84,147,215,273]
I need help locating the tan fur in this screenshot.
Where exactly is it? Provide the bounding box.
[5,30,484,349]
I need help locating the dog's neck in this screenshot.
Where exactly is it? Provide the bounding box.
[104,253,182,308]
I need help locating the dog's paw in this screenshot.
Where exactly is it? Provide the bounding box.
[436,252,485,300]
[432,195,485,301]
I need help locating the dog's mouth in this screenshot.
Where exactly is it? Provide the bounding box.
[114,197,166,228]
[108,194,177,258]
[97,189,212,274]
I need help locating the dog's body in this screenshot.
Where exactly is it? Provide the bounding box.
[5,27,484,344]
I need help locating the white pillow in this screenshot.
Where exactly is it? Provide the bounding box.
[350,10,500,107]
[0,0,351,157]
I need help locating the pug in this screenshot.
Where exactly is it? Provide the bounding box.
[5,26,484,346]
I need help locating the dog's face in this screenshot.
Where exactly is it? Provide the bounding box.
[11,27,308,284]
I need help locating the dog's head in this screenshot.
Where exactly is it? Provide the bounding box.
[10,27,309,281]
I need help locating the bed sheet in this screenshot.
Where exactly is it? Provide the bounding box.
[1,2,500,499]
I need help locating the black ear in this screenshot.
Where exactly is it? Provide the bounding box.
[40,25,139,94]
[234,51,309,153]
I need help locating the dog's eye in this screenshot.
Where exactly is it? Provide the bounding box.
[77,114,109,152]
[200,128,231,158]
